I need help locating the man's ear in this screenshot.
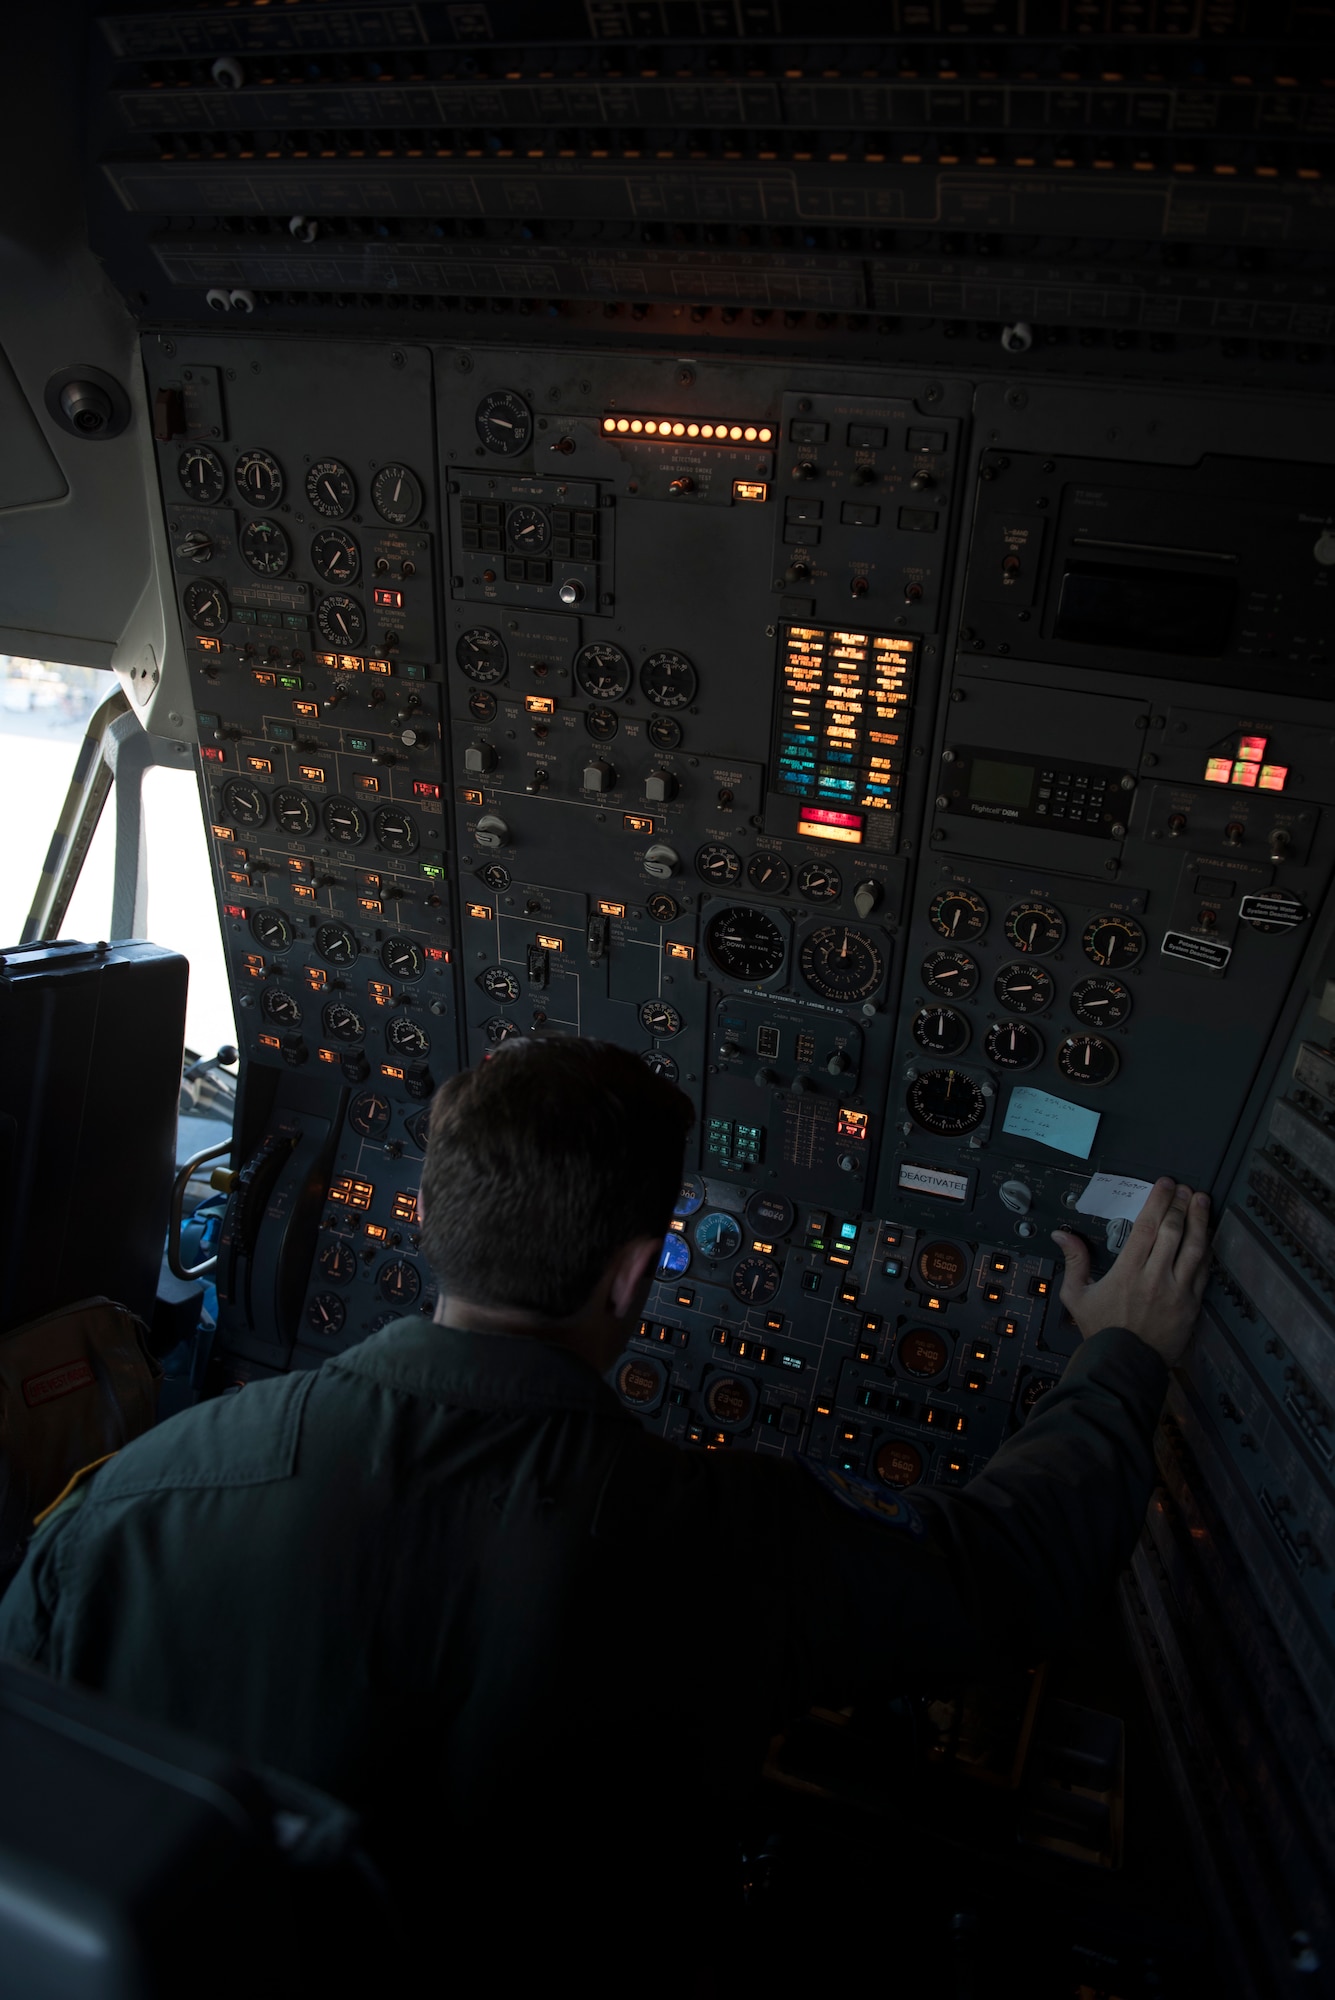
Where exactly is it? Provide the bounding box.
[607,1235,663,1320]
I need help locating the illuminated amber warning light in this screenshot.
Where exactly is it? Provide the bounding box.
[624,814,655,834]
[1203,735,1287,791]
[667,942,695,961]
[328,1177,374,1211]
[597,900,625,917]
[733,480,768,503]
[798,806,864,846]
[467,902,493,921]
[524,695,556,715]
[602,415,774,444]
[392,1190,420,1224]
[536,933,564,952]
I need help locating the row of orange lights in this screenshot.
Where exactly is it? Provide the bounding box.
[602,416,773,443]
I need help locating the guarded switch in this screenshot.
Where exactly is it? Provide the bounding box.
[645,769,678,804]
[583,760,616,794]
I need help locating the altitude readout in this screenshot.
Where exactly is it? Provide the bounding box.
[907,1068,988,1135]
[799,925,884,1001]
[929,889,988,940]
[1082,916,1145,969]
[992,963,1054,1014]
[911,1006,970,1056]
[921,950,978,998]
[1004,900,1065,955]
[1070,977,1132,1027]
[776,624,916,841]
[984,1021,1043,1070]
[1057,1034,1120,1085]
[706,907,786,982]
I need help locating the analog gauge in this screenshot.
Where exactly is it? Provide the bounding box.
[797,860,841,902]
[984,1021,1044,1071]
[377,1257,422,1306]
[348,1090,392,1137]
[658,1234,692,1277]
[1003,900,1065,956]
[322,797,368,844]
[911,1006,970,1056]
[731,1254,782,1305]
[311,528,359,584]
[322,1000,366,1044]
[305,1293,347,1336]
[469,690,498,723]
[234,449,284,508]
[250,909,292,951]
[184,581,229,632]
[641,1050,679,1081]
[745,1191,795,1237]
[239,519,290,575]
[646,894,679,923]
[674,1176,706,1218]
[485,1016,522,1044]
[386,1016,431,1057]
[506,503,550,552]
[457,627,508,684]
[922,949,978,999]
[585,706,619,742]
[318,1242,357,1286]
[705,907,786,983]
[478,863,511,891]
[371,463,423,526]
[747,853,792,896]
[874,1440,924,1490]
[695,843,742,886]
[928,889,988,940]
[639,999,683,1037]
[315,921,358,965]
[475,390,533,457]
[1082,915,1146,970]
[907,1068,988,1136]
[481,967,521,1002]
[221,778,267,827]
[648,715,682,750]
[381,938,425,980]
[1070,977,1133,1028]
[273,789,317,836]
[316,594,366,647]
[261,988,302,1026]
[574,642,631,701]
[305,459,355,519]
[898,1328,950,1379]
[178,445,225,503]
[1018,1374,1058,1422]
[640,650,697,709]
[1056,1033,1121,1086]
[405,1109,431,1151]
[799,925,885,1002]
[373,807,418,853]
[992,962,1054,1015]
[695,1211,743,1261]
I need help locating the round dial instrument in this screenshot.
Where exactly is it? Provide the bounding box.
[929,889,988,940]
[234,449,284,508]
[184,581,228,632]
[797,860,841,903]
[386,1017,430,1057]
[315,922,358,965]
[381,938,424,980]
[1070,977,1132,1028]
[371,464,422,526]
[695,843,741,885]
[746,1191,795,1237]
[348,1090,392,1136]
[695,1212,743,1260]
[922,949,978,999]
[456,627,508,684]
[647,715,682,750]
[639,650,696,709]
[406,1110,431,1151]
[481,967,520,1002]
[311,529,359,584]
[585,707,619,741]
[658,1235,691,1277]
[1056,1033,1121,1086]
[875,1440,924,1490]
[306,1293,347,1336]
[992,963,1054,1015]
[474,391,533,457]
[746,853,792,896]
[674,1176,706,1218]
[377,1258,422,1306]
[912,1006,970,1056]
[705,907,786,983]
[321,797,368,844]
[469,691,497,724]
[507,504,550,552]
[486,1017,522,1044]
[239,519,290,575]
[646,894,679,923]
[305,459,356,519]
[322,1001,366,1044]
[898,1328,950,1378]
[907,1068,988,1136]
[318,1242,357,1285]
[261,988,302,1026]
[639,999,683,1037]
[478,863,511,891]
[316,594,366,647]
[1082,915,1145,969]
[800,925,884,1002]
[373,807,418,853]
[984,1021,1044,1070]
[641,1051,679,1081]
[250,910,291,951]
[221,778,267,827]
[731,1254,782,1305]
[273,789,317,836]
[574,643,631,701]
[178,445,225,502]
[1004,900,1065,955]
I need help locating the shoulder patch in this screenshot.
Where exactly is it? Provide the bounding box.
[33,1452,118,1529]
[802,1459,927,1539]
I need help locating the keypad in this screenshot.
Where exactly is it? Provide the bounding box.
[1035,768,1110,826]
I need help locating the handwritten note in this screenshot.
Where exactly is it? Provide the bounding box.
[1001,1087,1100,1160]
[1075,1174,1155,1223]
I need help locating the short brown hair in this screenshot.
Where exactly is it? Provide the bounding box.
[419,1038,694,1317]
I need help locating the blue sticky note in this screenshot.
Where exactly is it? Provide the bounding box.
[1001,1086,1100,1160]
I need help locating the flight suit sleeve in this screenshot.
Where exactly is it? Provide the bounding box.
[0,1486,89,1667]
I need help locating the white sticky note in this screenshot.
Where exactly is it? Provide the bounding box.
[1001,1087,1101,1160]
[1075,1174,1155,1223]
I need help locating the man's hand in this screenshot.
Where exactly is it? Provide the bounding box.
[1051,1178,1210,1366]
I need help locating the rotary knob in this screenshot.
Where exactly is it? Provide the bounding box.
[176,531,214,564]
[583,760,616,794]
[474,812,510,850]
[464,743,496,773]
[645,769,677,804]
[851,464,876,488]
[557,580,585,606]
[643,842,681,880]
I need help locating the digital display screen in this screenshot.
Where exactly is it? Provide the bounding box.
[968,758,1035,808]
[776,625,916,845]
[1055,562,1237,657]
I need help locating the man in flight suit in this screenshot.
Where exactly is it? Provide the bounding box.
[0,1039,1209,1984]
